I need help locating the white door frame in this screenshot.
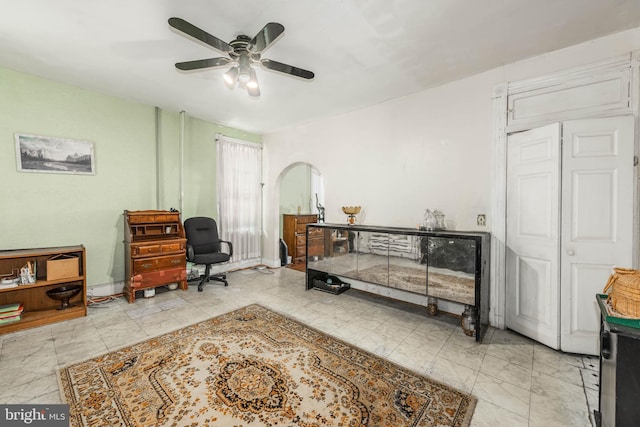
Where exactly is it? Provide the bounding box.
[490,51,640,329]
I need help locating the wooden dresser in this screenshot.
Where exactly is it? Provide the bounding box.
[282,214,323,265]
[124,210,187,303]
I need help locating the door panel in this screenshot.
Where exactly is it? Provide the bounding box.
[517,174,554,238]
[561,116,634,355]
[571,170,615,240]
[516,256,552,327]
[506,123,561,349]
[567,263,612,335]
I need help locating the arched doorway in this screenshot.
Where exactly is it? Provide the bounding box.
[277,162,324,270]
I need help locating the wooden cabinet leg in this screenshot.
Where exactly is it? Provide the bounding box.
[124,285,135,303]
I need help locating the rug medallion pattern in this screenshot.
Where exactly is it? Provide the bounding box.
[58,304,475,426]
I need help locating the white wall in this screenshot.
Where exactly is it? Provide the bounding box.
[262,70,498,265]
[262,27,640,267]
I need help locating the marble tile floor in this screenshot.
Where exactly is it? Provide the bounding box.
[0,267,598,426]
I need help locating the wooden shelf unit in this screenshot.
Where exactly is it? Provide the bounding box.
[0,245,87,335]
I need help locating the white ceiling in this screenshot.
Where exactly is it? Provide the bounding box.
[2,0,640,134]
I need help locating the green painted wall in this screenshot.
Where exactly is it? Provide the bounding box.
[0,67,260,288]
[278,163,313,238]
[181,115,260,220]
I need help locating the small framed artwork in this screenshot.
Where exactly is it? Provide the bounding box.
[15,133,95,175]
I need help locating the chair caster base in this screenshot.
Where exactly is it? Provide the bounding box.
[192,274,227,291]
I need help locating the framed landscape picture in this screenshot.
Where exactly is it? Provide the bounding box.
[15,133,95,175]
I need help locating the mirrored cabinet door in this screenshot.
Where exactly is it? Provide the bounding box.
[355,231,389,287]
[306,226,327,272]
[306,226,358,277]
[387,233,426,295]
[325,227,358,278]
[425,236,476,305]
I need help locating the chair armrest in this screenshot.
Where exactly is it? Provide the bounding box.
[220,240,233,258]
[186,245,195,261]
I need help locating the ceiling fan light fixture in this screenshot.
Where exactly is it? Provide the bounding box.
[238,67,251,84]
[170,18,314,98]
[247,68,260,97]
[223,66,238,88]
[238,53,252,84]
[247,81,261,97]
[238,72,251,84]
[246,68,259,89]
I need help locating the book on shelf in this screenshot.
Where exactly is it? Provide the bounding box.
[0,314,21,325]
[0,304,24,320]
[0,302,22,314]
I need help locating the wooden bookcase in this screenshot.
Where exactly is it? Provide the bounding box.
[0,245,87,335]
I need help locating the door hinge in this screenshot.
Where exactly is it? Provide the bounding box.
[635,156,638,166]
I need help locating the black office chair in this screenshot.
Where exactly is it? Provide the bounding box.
[184,217,233,291]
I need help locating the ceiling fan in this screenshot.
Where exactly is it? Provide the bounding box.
[168,17,315,97]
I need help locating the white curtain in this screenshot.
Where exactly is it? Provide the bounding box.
[216,135,262,262]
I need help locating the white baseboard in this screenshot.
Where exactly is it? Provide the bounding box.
[87,258,280,298]
[88,281,125,297]
[260,257,282,269]
[192,258,264,276]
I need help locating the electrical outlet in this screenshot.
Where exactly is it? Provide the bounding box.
[477,214,486,226]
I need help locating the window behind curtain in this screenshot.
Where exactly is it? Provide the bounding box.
[216,135,262,262]
[310,166,324,215]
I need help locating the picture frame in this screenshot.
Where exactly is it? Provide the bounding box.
[15,133,95,175]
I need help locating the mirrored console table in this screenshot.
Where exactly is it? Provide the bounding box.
[305,223,490,341]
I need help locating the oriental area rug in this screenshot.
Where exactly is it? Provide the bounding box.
[57,304,476,427]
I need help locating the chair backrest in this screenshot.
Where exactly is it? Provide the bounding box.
[184,217,222,255]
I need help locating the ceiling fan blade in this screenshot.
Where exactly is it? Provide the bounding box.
[261,59,315,79]
[168,17,233,54]
[249,22,285,53]
[175,57,231,71]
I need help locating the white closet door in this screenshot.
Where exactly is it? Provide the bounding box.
[560,116,635,355]
[506,123,561,349]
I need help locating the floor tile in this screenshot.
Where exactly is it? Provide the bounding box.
[480,354,532,390]
[428,356,479,393]
[471,372,530,418]
[485,342,533,369]
[530,369,592,426]
[0,267,597,426]
[438,340,488,371]
[470,398,528,427]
